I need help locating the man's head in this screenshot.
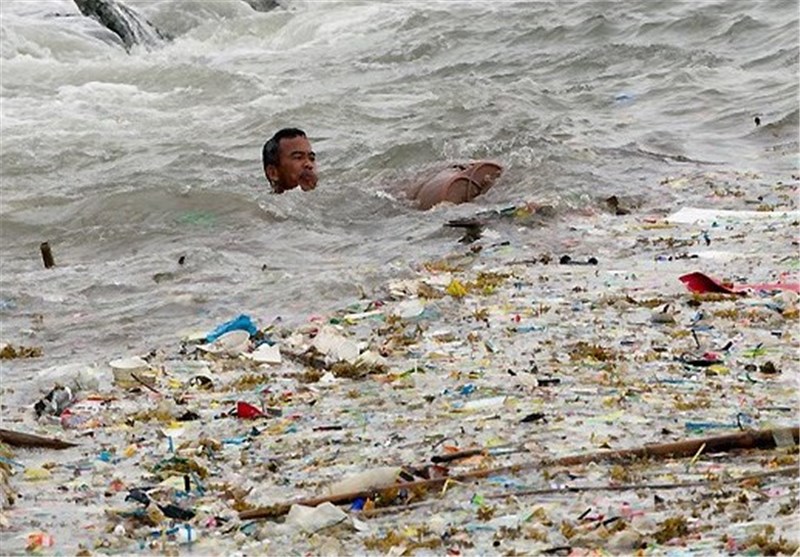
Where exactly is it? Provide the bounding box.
[262,128,318,193]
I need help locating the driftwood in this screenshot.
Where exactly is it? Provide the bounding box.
[432,427,798,465]
[552,426,798,466]
[431,445,527,463]
[358,465,799,518]
[0,428,77,450]
[239,426,798,521]
[431,447,487,463]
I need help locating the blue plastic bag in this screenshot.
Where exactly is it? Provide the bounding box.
[205,314,258,343]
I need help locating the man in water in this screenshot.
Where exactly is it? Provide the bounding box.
[262,128,318,194]
[262,127,503,209]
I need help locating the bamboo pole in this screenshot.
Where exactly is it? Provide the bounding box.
[0,428,77,450]
[238,426,798,521]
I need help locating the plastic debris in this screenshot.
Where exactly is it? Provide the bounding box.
[325,466,403,497]
[109,356,154,389]
[312,326,360,363]
[33,385,74,417]
[246,342,282,364]
[197,330,251,356]
[205,314,258,343]
[235,401,265,420]
[286,502,349,533]
[3,169,798,556]
[680,271,800,294]
[26,532,54,551]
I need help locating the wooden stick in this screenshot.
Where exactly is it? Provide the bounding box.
[238,426,798,521]
[130,373,161,395]
[552,426,798,466]
[431,445,526,463]
[40,242,55,269]
[430,428,796,465]
[357,465,799,518]
[0,428,77,450]
[431,447,485,463]
[483,465,799,500]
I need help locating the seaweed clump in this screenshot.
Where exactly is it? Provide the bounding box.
[741,525,799,555]
[653,516,688,544]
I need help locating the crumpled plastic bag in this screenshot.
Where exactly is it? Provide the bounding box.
[312,326,359,363]
[325,466,402,497]
[286,502,348,533]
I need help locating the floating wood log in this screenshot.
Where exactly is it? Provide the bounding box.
[0,428,77,450]
[239,426,798,521]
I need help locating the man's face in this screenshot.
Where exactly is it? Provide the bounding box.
[267,135,318,193]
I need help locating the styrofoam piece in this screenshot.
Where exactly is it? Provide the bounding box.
[665,207,800,224]
[356,350,388,367]
[312,326,359,363]
[109,356,149,372]
[109,356,151,388]
[392,298,425,319]
[286,502,348,533]
[247,343,282,364]
[197,330,250,356]
[325,466,402,497]
[343,309,383,323]
[460,395,508,411]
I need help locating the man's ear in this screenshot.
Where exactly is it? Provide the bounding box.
[265,165,279,187]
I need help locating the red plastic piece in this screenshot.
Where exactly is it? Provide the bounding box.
[236,401,264,419]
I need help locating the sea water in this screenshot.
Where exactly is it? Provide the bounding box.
[0,0,797,393]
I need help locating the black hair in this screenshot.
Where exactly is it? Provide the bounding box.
[262,127,307,169]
